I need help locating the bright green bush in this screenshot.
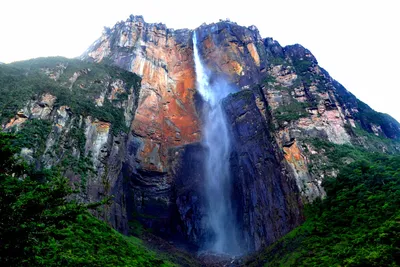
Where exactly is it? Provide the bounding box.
[274,101,309,124]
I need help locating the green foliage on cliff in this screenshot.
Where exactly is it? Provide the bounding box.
[291,58,314,73]
[333,81,400,140]
[0,132,175,266]
[268,56,287,67]
[0,57,141,135]
[307,137,400,179]
[263,75,277,84]
[307,138,372,173]
[349,123,400,153]
[274,101,309,125]
[11,119,52,156]
[246,153,400,267]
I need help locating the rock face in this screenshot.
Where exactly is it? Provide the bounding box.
[80,15,400,251]
[224,90,303,251]
[85,16,200,172]
[1,58,142,234]
[83,18,206,236]
[3,15,400,254]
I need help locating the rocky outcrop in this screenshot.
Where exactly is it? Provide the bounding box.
[5,93,57,130]
[194,22,266,88]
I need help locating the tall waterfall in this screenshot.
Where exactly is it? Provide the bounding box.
[192,32,240,255]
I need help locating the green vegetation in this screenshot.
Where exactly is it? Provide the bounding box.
[306,138,398,187]
[306,138,373,173]
[60,153,95,189]
[5,117,95,186]
[292,59,313,73]
[267,56,289,67]
[352,102,400,140]
[333,81,400,140]
[0,57,141,135]
[298,72,314,87]
[225,89,256,109]
[11,119,52,156]
[0,57,141,189]
[274,101,309,124]
[350,123,400,154]
[263,75,277,84]
[303,128,399,177]
[69,126,87,153]
[246,151,400,266]
[0,132,175,266]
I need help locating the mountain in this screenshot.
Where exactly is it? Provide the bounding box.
[1,15,399,263]
[81,14,400,249]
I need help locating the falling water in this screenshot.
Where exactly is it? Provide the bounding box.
[192,32,240,255]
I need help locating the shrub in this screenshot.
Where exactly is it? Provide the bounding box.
[0,132,175,266]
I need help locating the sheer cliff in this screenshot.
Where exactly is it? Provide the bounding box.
[2,15,400,254]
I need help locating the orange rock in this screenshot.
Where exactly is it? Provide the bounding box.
[230,61,243,76]
[283,141,307,172]
[247,43,260,67]
[5,117,27,129]
[41,93,57,106]
[94,121,111,133]
[108,80,125,100]
[86,19,267,172]
[107,25,201,171]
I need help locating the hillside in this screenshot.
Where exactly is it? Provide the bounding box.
[0,132,177,266]
[245,149,400,266]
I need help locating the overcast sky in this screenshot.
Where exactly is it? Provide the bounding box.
[1,0,399,121]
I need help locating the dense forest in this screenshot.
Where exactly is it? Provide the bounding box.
[247,148,400,266]
[1,130,399,266]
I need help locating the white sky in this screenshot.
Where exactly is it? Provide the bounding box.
[1,0,399,121]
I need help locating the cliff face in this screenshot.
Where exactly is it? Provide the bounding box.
[1,58,141,232]
[190,21,400,201]
[223,90,303,251]
[83,16,203,237]
[3,15,400,253]
[85,16,200,171]
[261,42,400,200]
[80,16,400,250]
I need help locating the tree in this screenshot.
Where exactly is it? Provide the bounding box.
[0,132,174,266]
[0,132,85,265]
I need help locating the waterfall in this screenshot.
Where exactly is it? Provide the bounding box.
[192,32,240,255]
